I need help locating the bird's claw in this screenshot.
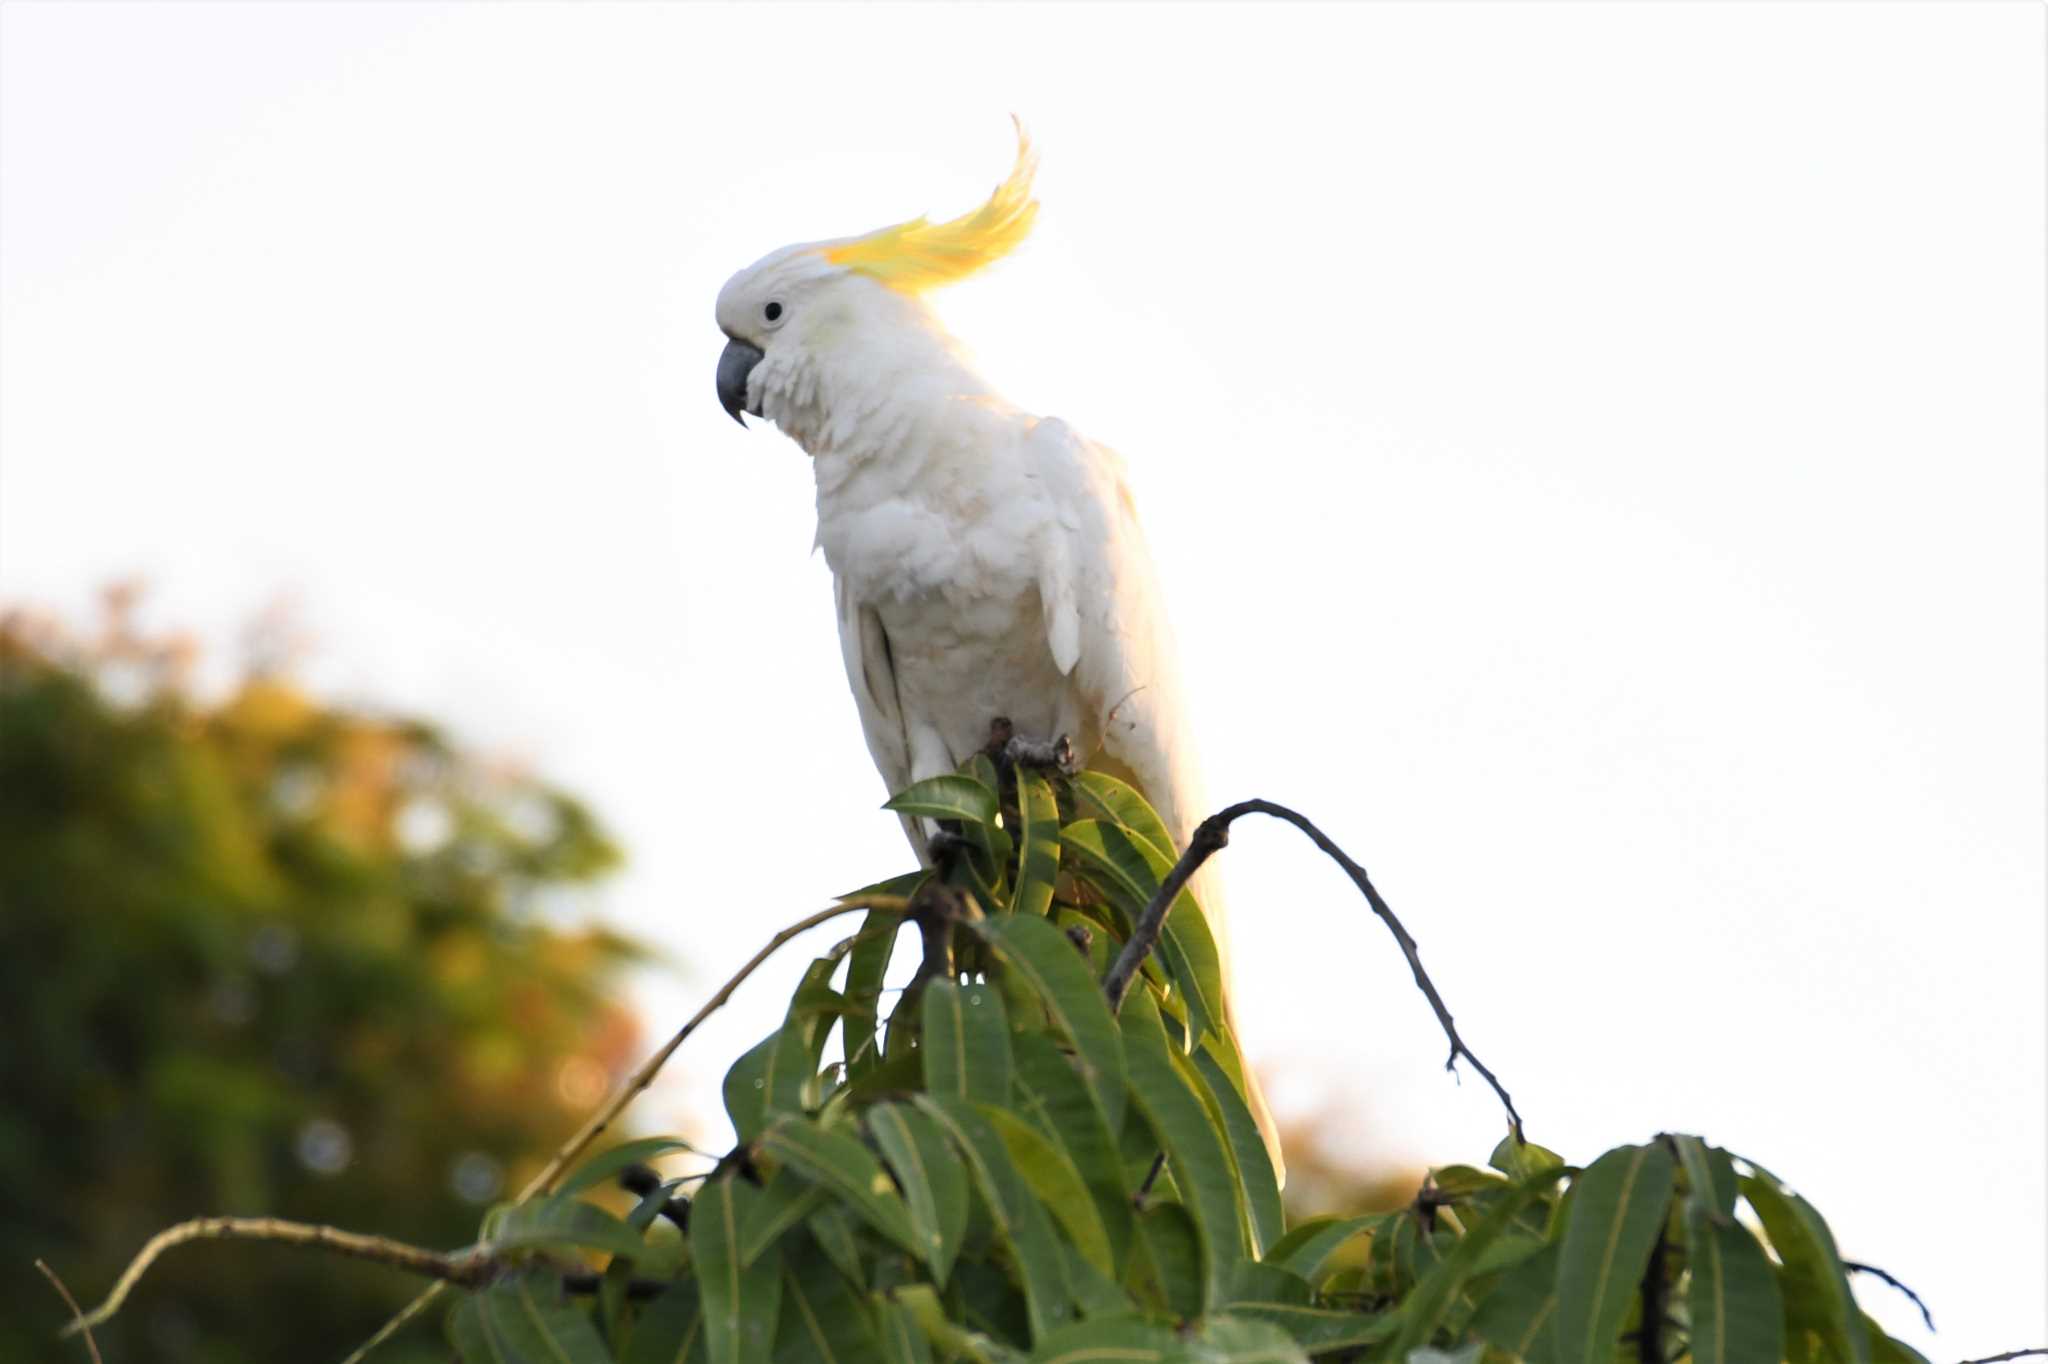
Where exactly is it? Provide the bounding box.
[1003,732,1078,775]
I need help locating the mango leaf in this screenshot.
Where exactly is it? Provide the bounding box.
[974,912,1126,1129]
[886,774,999,825]
[760,957,843,1118]
[1187,1046,1284,1257]
[1013,770,1063,920]
[694,1174,784,1364]
[1740,1166,1871,1364]
[775,1237,886,1364]
[868,1100,969,1286]
[1058,820,1222,1049]
[1120,988,1245,1309]
[1487,1133,1565,1183]
[1182,1316,1312,1362]
[1466,1241,1560,1364]
[889,1283,1025,1364]
[809,1204,867,1288]
[1223,1259,1313,1308]
[757,1116,923,1260]
[1028,1315,1181,1362]
[1552,1141,1675,1364]
[1264,1214,1387,1285]
[1865,1316,1933,1364]
[1224,1303,1400,1355]
[1685,1205,1783,1364]
[488,1194,650,1259]
[740,1170,831,1268]
[915,1094,1081,1343]
[1010,1031,1133,1263]
[556,1137,695,1198]
[620,1283,705,1364]
[1070,771,1178,861]
[724,1033,780,1145]
[1378,1166,1571,1360]
[1130,1202,1204,1319]
[844,906,909,1082]
[1668,1134,1737,1223]
[982,1104,1116,1278]
[450,1274,612,1364]
[923,977,1013,1105]
[875,1293,937,1364]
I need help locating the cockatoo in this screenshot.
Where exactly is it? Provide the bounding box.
[714,126,1281,1181]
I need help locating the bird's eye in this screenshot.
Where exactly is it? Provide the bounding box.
[763,301,784,324]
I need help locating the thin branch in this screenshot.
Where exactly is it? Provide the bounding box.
[65,1219,496,1339]
[36,1259,102,1364]
[1844,1260,1934,1333]
[1956,1353,2048,1364]
[1101,798,1526,1143]
[323,892,900,1364]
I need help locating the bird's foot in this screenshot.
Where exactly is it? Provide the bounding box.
[1003,732,1078,775]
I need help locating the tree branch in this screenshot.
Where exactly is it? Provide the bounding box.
[326,892,903,1364]
[1101,798,1526,1143]
[65,1219,498,1340]
[1843,1260,1934,1333]
[1956,1352,2048,1364]
[36,1259,101,1364]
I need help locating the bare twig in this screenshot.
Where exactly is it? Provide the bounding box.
[1132,1151,1168,1208]
[1101,798,1526,1143]
[36,1259,102,1364]
[1956,1352,2048,1364]
[64,1220,497,1339]
[325,892,902,1364]
[1844,1260,1934,1333]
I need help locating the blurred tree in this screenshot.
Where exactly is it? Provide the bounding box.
[0,590,644,1363]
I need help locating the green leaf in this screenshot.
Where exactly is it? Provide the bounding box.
[776,1237,886,1364]
[1223,1259,1313,1308]
[982,1103,1116,1277]
[1181,1315,1312,1363]
[1057,820,1223,1050]
[489,1195,651,1259]
[1012,770,1062,920]
[1466,1241,1560,1364]
[922,977,1013,1105]
[808,1203,867,1288]
[1188,1046,1284,1258]
[1130,1203,1204,1319]
[1028,1315,1181,1363]
[886,774,999,825]
[1487,1133,1565,1183]
[875,1294,936,1364]
[761,957,843,1119]
[1225,1303,1400,1355]
[555,1137,696,1199]
[620,1283,705,1364]
[724,1033,780,1145]
[1740,1166,1870,1364]
[868,1100,970,1286]
[1010,1031,1133,1263]
[889,1284,1024,1364]
[1120,987,1246,1310]
[1263,1215,1387,1285]
[1668,1134,1737,1223]
[1552,1142,1674,1364]
[757,1116,923,1259]
[844,907,908,1082]
[1070,771,1179,862]
[694,1175,784,1364]
[1685,1205,1784,1364]
[974,912,1126,1130]
[916,1093,1081,1343]
[1378,1166,1571,1361]
[739,1170,831,1268]
[460,1273,612,1364]
[1865,1316,1933,1364]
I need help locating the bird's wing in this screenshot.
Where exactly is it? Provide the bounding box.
[833,574,928,861]
[1026,417,1208,857]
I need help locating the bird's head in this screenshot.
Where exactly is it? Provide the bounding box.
[714,122,1039,442]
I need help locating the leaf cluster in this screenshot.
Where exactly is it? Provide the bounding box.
[440,760,1930,1364]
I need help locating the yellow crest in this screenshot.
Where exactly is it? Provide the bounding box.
[823,121,1039,293]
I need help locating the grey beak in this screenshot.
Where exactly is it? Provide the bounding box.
[717,337,764,427]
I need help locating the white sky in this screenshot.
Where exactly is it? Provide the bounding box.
[3,2,2042,1354]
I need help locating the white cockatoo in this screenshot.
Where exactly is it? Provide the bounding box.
[714,125,1281,1180]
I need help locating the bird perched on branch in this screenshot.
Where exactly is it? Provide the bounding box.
[714,122,1282,1182]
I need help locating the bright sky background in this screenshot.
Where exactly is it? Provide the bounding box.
[3,2,2042,1354]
